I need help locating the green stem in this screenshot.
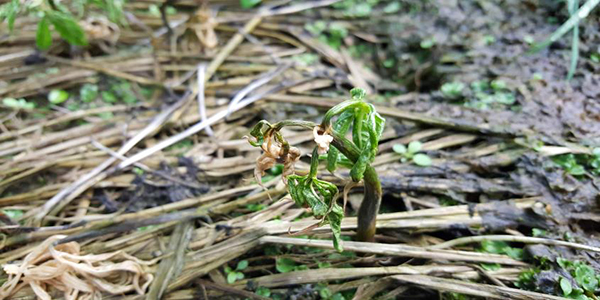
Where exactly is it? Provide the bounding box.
[329,131,381,242]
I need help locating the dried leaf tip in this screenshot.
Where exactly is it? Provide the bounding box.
[313,126,333,155]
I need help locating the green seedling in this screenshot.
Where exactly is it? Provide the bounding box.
[224,260,248,284]
[393,141,432,167]
[552,153,587,176]
[80,84,99,103]
[48,89,70,104]
[248,88,385,251]
[255,286,271,297]
[479,240,523,271]
[305,21,348,49]
[275,257,308,273]
[3,98,35,110]
[441,82,465,99]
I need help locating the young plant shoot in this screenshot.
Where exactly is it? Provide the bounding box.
[247,88,385,251]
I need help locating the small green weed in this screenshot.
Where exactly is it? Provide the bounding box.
[224,260,248,284]
[552,150,600,176]
[48,89,70,104]
[479,240,523,271]
[305,21,348,50]
[275,257,308,273]
[3,98,35,110]
[393,141,432,167]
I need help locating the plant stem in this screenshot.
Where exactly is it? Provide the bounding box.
[329,131,381,242]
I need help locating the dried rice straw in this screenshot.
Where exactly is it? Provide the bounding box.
[1,235,153,300]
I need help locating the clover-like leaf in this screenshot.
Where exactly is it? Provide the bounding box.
[413,153,432,167]
[408,141,422,154]
[227,272,238,284]
[393,144,407,154]
[236,260,248,271]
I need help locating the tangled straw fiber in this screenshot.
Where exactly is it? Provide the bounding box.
[1,235,153,300]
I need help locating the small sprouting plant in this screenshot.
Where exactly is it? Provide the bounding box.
[478,240,523,271]
[224,260,248,284]
[392,141,432,167]
[1,0,126,50]
[305,21,348,49]
[248,88,385,251]
[275,257,307,273]
[552,149,600,177]
[255,286,271,297]
[556,258,599,299]
[2,98,36,110]
[48,89,70,104]
[440,82,465,99]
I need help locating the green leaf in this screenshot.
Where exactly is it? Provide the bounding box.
[351,2,372,17]
[490,80,507,90]
[227,272,238,284]
[407,141,422,154]
[575,265,597,292]
[412,153,432,167]
[137,225,158,232]
[532,228,547,237]
[101,91,117,103]
[236,272,244,280]
[327,204,344,252]
[441,82,465,99]
[557,257,571,269]
[240,0,261,9]
[480,263,501,271]
[275,258,297,273]
[48,89,70,104]
[561,277,573,296]
[80,84,99,102]
[349,149,370,182]
[393,144,407,155]
[384,2,401,14]
[236,260,249,271]
[2,209,23,220]
[332,293,346,300]
[494,92,516,105]
[2,0,20,32]
[104,0,125,24]
[256,287,271,297]
[36,17,52,50]
[47,11,88,46]
[350,87,367,100]
[420,38,435,49]
[504,247,524,260]
[568,165,586,176]
[480,240,509,254]
[319,287,333,299]
[224,266,232,274]
[3,98,35,110]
